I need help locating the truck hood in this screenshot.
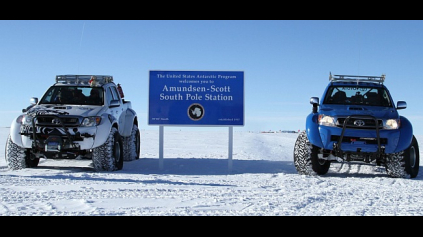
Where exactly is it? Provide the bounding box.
[319,104,400,119]
[27,104,104,117]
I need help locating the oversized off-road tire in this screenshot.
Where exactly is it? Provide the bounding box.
[386,136,419,178]
[293,130,330,175]
[5,135,39,170]
[123,124,140,161]
[92,127,123,171]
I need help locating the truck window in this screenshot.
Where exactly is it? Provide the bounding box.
[40,86,68,104]
[106,87,114,105]
[111,87,121,100]
[324,86,392,107]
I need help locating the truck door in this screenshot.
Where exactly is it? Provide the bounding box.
[106,86,125,129]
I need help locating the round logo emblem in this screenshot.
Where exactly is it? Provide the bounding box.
[188,103,205,121]
[52,118,61,125]
[354,119,366,126]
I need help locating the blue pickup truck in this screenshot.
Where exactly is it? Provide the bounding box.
[294,74,419,178]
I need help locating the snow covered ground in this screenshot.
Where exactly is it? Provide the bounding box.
[1,127,423,216]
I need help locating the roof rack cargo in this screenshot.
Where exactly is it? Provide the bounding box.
[329,73,385,85]
[55,75,113,86]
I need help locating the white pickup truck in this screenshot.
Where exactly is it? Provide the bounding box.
[5,75,140,171]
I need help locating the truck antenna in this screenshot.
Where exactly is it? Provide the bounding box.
[77,21,85,74]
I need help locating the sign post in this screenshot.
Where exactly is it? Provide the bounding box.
[159,125,164,170]
[149,70,244,172]
[228,126,233,172]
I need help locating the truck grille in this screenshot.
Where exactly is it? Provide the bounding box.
[336,117,383,129]
[36,116,82,127]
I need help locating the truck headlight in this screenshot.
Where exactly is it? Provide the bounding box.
[21,114,35,125]
[318,114,336,127]
[384,119,400,130]
[81,116,101,127]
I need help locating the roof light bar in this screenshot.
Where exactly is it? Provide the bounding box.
[55,75,113,85]
[329,73,385,84]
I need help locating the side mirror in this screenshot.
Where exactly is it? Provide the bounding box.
[310,97,319,113]
[310,97,319,105]
[109,100,120,108]
[22,97,38,113]
[30,97,38,105]
[397,101,407,110]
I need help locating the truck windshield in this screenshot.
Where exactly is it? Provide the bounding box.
[39,86,104,106]
[323,86,392,107]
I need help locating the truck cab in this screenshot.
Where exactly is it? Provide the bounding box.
[5,75,140,172]
[294,74,419,178]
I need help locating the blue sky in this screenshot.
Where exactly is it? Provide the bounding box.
[1,20,423,134]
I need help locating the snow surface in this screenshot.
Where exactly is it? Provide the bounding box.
[1,127,423,216]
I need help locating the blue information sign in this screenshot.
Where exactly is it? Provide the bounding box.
[149,70,244,126]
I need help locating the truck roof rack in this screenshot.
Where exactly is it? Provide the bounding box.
[329,73,385,85]
[55,75,113,86]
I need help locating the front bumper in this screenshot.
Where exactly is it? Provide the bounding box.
[319,125,400,154]
[20,125,97,151]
